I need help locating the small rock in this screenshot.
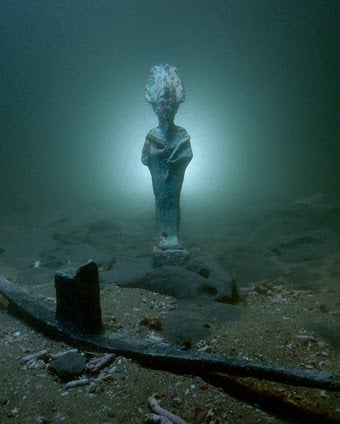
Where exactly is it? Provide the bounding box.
[48,352,86,381]
[8,408,18,417]
[36,416,49,424]
[27,359,46,370]
[172,397,182,406]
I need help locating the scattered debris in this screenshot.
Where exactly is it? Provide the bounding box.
[148,394,188,424]
[85,353,116,374]
[21,349,48,364]
[64,377,91,390]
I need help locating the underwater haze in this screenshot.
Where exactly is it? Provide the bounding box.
[1,0,339,220]
[1,3,340,422]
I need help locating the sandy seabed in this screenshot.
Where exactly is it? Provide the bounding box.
[0,200,339,423]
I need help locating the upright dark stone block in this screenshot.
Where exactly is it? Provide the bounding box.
[55,261,103,333]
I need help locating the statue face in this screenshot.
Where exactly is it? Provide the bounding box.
[153,92,179,123]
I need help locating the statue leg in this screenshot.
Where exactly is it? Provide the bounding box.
[155,192,181,249]
[151,170,189,266]
[153,167,186,250]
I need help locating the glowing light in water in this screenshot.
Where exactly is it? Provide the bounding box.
[97,97,233,210]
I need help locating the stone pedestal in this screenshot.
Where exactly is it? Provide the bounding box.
[153,246,190,267]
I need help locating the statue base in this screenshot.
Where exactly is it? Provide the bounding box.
[153,246,190,267]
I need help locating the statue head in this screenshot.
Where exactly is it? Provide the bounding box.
[145,64,185,124]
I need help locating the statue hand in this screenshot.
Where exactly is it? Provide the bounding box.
[166,136,191,164]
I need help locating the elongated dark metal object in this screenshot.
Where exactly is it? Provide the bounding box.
[0,275,339,392]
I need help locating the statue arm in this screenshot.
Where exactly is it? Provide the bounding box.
[167,137,193,166]
[141,139,150,166]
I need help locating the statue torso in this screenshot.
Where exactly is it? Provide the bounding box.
[142,126,192,175]
[147,126,189,149]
